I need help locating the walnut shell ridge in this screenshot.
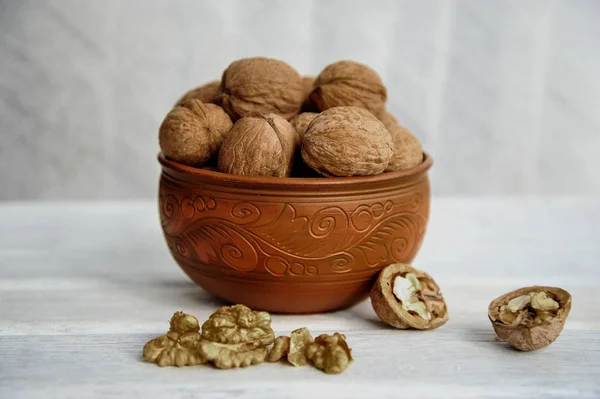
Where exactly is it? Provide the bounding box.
[159,99,233,167]
[175,80,220,106]
[380,112,423,171]
[218,112,297,177]
[310,60,387,117]
[301,106,392,177]
[217,57,303,121]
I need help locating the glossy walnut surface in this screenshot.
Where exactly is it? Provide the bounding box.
[158,153,433,313]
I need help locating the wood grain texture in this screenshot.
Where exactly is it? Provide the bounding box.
[0,199,599,398]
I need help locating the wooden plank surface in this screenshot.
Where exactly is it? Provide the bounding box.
[0,198,599,398]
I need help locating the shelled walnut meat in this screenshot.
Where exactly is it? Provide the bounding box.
[142,312,205,367]
[143,308,353,374]
[488,286,572,351]
[217,57,303,121]
[218,112,297,177]
[370,263,448,330]
[302,106,393,176]
[305,333,353,375]
[159,99,233,167]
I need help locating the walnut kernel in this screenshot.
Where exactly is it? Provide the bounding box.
[267,336,290,362]
[142,312,206,367]
[201,304,275,349]
[305,333,353,374]
[288,327,314,366]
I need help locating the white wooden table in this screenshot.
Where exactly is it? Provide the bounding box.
[1,198,599,398]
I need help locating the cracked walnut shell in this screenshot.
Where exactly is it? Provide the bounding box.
[301,106,393,176]
[370,263,448,330]
[217,57,303,121]
[488,286,572,351]
[175,80,220,106]
[159,99,233,167]
[310,60,387,117]
[379,112,423,171]
[218,113,297,177]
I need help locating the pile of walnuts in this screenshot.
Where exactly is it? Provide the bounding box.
[159,57,423,178]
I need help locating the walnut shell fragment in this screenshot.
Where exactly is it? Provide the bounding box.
[370,263,448,330]
[290,112,318,144]
[288,327,314,366]
[379,112,423,171]
[142,312,206,367]
[217,57,303,120]
[305,333,353,374]
[159,99,233,167]
[488,286,572,351]
[218,112,297,177]
[175,80,220,106]
[310,60,387,117]
[302,106,393,176]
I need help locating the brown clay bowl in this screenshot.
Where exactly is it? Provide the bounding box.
[158,153,432,314]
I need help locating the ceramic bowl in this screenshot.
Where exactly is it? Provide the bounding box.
[158,153,432,313]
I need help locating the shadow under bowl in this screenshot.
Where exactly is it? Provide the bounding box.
[158,153,433,314]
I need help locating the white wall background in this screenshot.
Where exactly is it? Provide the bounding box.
[0,0,599,200]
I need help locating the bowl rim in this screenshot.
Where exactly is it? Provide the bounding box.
[158,151,432,187]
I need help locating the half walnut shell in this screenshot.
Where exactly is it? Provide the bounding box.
[488,286,572,351]
[370,263,448,330]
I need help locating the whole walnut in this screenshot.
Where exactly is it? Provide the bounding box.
[301,76,318,112]
[380,112,423,171]
[175,80,220,106]
[301,106,393,177]
[310,60,387,117]
[218,112,297,177]
[217,57,303,121]
[290,112,318,143]
[159,99,233,167]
